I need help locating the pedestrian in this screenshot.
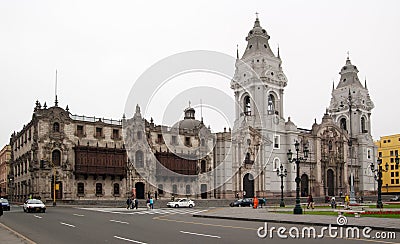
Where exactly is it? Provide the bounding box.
[344,193,350,209]
[307,194,314,209]
[126,197,132,209]
[134,198,138,209]
[331,196,337,209]
[236,192,239,199]
[243,190,246,199]
[262,197,266,208]
[339,191,343,198]
[147,191,151,199]
[253,196,259,209]
[146,198,150,210]
[131,197,135,209]
[0,202,3,217]
[150,197,154,209]
[154,191,158,200]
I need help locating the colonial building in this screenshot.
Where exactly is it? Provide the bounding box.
[0,145,11,198]
[9,100,127,202]
[375,134,400,193]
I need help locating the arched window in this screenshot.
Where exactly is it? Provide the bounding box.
[135,151,144,168]
[361,117,366,133]
[244,95,251,115]
[268,94,275,114]
[53,122,60,132]
[52,150,61,166]
[113,183,120,195]
[340,118,347,130]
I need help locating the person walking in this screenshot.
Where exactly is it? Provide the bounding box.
[307,194,314,209]
[146,198,150,210]
[0,202,3,217]
[253,196,259,209]
[126,198,132,209]
[149,197,154,209]
[331,196,337,209]
[344,193,350,209]
[154,191,158,200]
[134,198,138,209]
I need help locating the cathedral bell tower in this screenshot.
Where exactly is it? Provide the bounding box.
[328,57,376,193]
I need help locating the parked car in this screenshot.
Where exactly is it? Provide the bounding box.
[23,199,46,213]
[167,198,195,208]
[230,198,253,207]
[0,198,10,211]
[390,195,400,202]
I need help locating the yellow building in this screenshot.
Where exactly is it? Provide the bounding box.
[0,145,11,198]
[375,134,400,193]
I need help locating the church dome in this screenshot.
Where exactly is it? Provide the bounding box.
[173,106,203,131]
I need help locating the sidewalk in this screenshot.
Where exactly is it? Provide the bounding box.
[193,207,400,232]
[0,222,35,244]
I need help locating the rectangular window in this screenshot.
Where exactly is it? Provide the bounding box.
[391,172,395,177]
[367,149,371,159]
[391,158,394,163]
[390,151,394,156]
[391,179,395,184]
[95,127,103,138]
[274,135,280,149]
[171,135,177,145]
[396,150,399,157]
[113,183,120,195]
[396,165,399,170]
[391,165,395,170]
[396,172,399,177]
[185,137,191,147]
[77,125,84,137]
[77,183,84,195]
[96,183,103,195]
[397,179,400,184]
[112,129,119,139]
[157,134,163,144]
[378,152,382,158]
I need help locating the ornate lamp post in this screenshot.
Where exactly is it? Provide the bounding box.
[287,141,309,214]
[277,164,287,207]
[370,158,389,208]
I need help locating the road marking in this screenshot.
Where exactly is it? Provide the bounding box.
[114,235,147,243]
[60,222,76,228]
[110,219,129,224]
[33,215,42,219]
[73,213,85,217]
[180,230,221,239]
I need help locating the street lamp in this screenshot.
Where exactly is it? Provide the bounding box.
[370,158,389,208]
[277,164,287,207]
[287,141,309,214]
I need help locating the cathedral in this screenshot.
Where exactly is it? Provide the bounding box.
[8,17,377,202]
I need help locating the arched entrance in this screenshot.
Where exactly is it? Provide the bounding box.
[243,173,254,198]
[327,169,335,196]
[301,174,309,197]
[135,182,145,199]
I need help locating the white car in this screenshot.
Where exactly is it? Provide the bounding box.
[167,198,195,208]
[23,199,46,213]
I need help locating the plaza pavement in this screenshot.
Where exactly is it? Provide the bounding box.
[193,206,400,232]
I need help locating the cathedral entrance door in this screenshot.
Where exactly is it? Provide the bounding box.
[327,169,335,196]
[301,174,309,197]
[243,173,254,198]
[135,182,145,199]
[51,181,63,200]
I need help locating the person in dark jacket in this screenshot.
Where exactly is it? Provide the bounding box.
[307,194,314,209]
[0,202,3,216]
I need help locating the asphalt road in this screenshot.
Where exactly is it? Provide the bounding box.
[1,205,399,244]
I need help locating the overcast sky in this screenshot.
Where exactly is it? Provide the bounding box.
[1,0,399,147]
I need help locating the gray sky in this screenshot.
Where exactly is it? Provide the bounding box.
[1,0,399,146]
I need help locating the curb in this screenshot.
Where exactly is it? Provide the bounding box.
[192,214,400,233]
[0,222,36,244]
